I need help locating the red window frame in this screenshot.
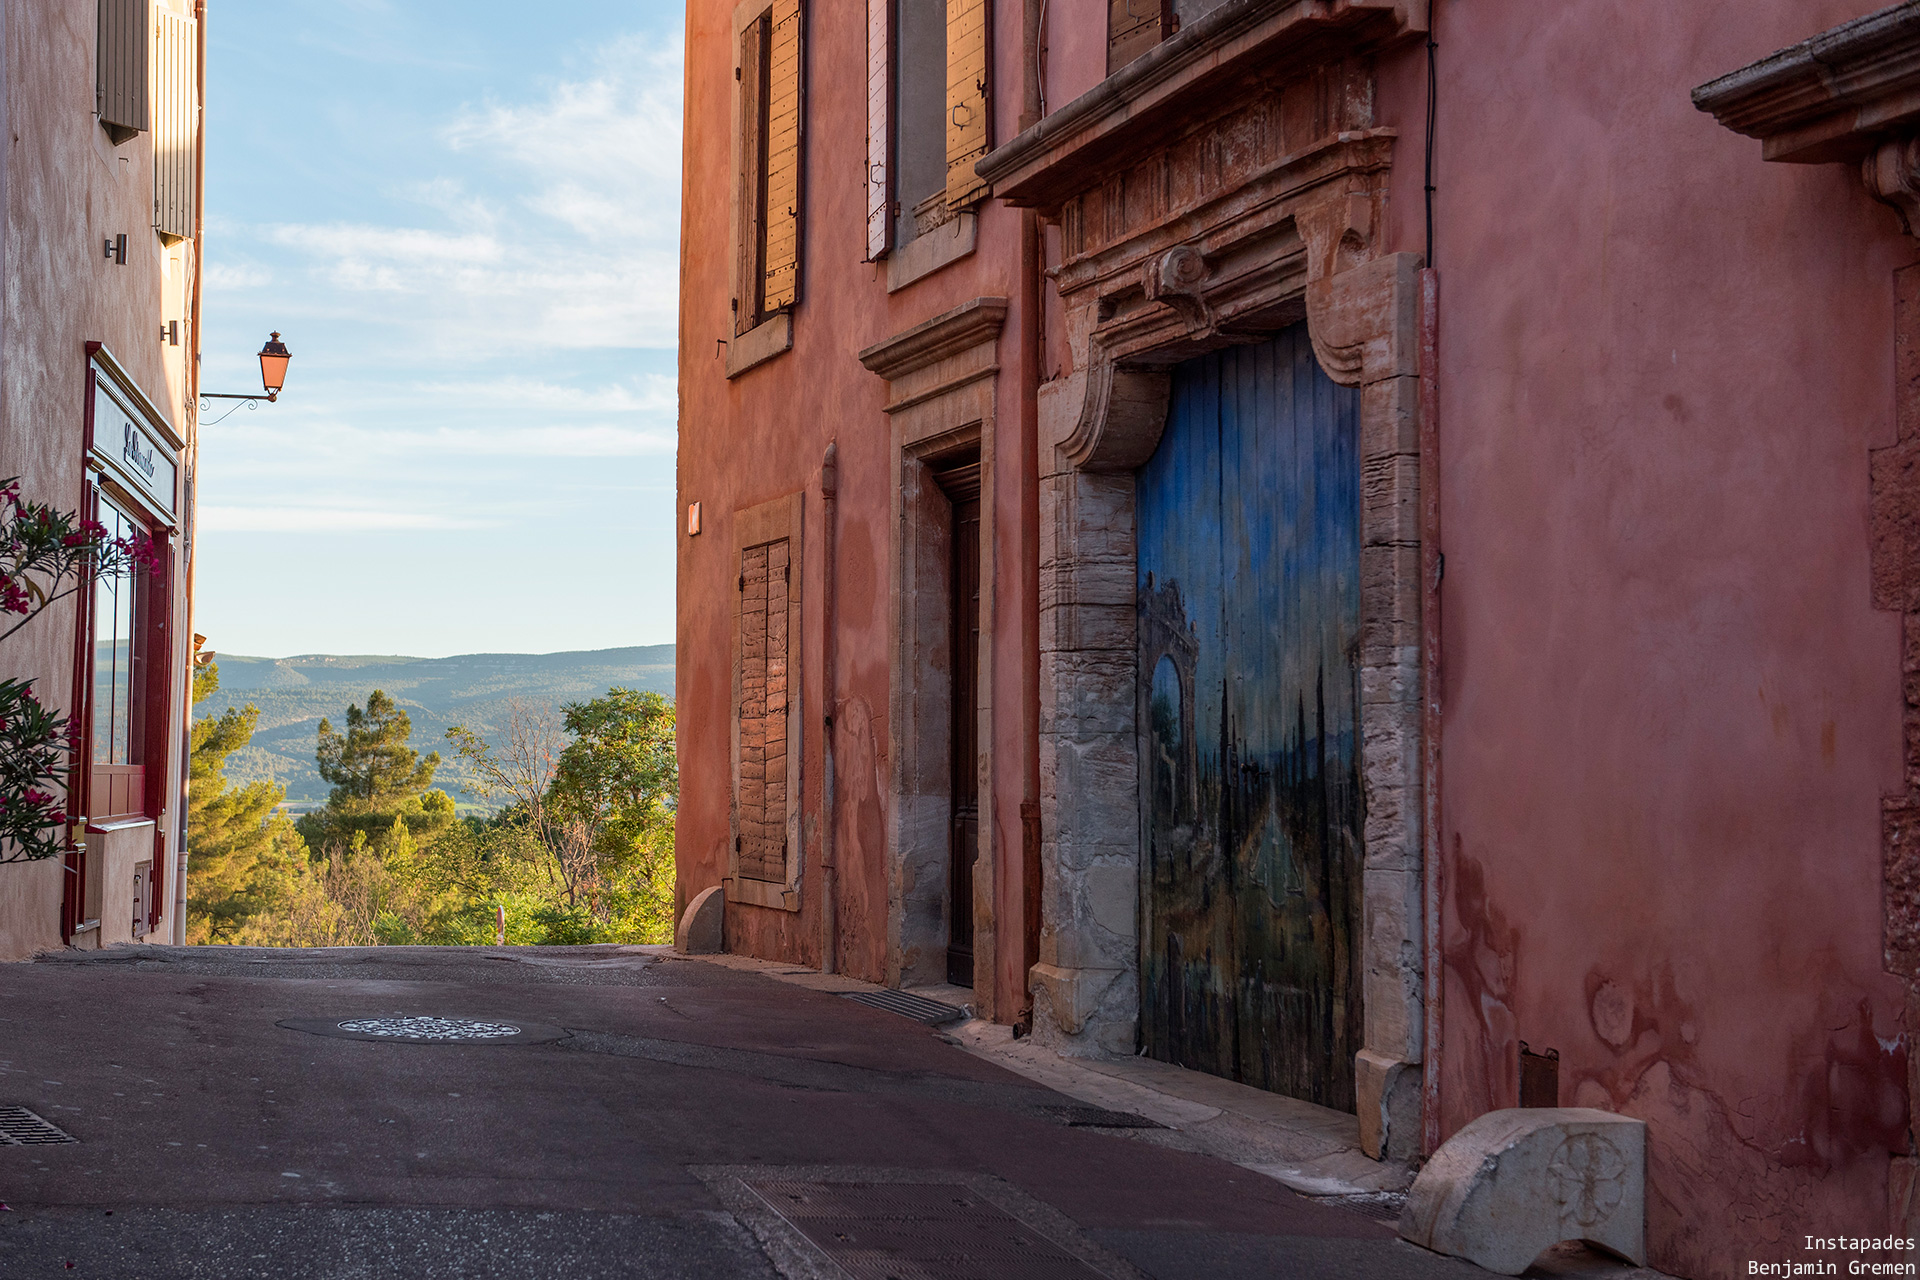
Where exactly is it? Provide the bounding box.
[63,345,180,941]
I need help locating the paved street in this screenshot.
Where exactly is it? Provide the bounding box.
[0,946,1501,1279]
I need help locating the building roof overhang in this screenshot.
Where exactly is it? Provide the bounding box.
[1693,0,1920,164]
[976,0,1425,210]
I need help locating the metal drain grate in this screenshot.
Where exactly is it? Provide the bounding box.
[1039,1104,1164,1130]
[0,1107,77,1145]
[840,989,966,1026]
[336,1016,522,1040]
[277,1015,568,1046]
[748,1180,1116,1280]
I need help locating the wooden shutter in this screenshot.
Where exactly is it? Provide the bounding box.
[865,0,891,261]
[152,10,197,243]
[762,0,803,313]
[945,0,989,208]
[737,538,791,883]
[735,17,771,336]
[1107,0,1170,74]
[97,0,150,142]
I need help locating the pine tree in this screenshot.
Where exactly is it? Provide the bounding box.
[185,663,308,944]
[298,690,453,852]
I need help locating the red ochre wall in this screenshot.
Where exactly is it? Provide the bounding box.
[1392,3,1911,1272]
[677,0,1037,1015]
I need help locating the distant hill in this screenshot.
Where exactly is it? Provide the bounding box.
[195,646,675,812]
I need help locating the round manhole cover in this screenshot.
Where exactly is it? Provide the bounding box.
[277,1015,568,1045]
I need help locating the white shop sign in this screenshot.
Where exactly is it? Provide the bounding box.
[91,361,177,519]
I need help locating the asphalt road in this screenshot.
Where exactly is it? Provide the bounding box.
[0,946,1488,1279]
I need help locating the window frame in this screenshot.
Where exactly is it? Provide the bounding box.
[726,0,803,378]
[75,346,179,829]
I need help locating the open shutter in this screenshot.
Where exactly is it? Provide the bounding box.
[152,10,197,243]
[736,17,770,336]
[1107,0,1170,74]
[865,0,891,261]
[945,0,989,208]
[762,0,803,313]
[97,0,149,142]
[737,538,792,883]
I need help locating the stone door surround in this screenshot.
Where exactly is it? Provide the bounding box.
[859,299,1010,1014]
[979,0,1430,1156]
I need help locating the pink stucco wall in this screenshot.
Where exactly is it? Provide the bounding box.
[1402,3,1911,1271]
[0,0,199,958]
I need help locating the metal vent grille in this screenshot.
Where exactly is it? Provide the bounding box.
[0,1107,77,1145]
[840,989,965,1026]
[1039,1104,1164,1130]
[748,1180,1115,1280]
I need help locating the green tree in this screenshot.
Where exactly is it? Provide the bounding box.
[551,687,677,940]
[298,690,453,852]
[185,663,308,943]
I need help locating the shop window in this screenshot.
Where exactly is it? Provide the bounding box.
[97,0,149,145]
[91,494,149,820]
[733,0,803,337]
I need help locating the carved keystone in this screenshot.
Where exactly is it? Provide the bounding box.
[675,885,725,954]
[1399,1108,1646,1276]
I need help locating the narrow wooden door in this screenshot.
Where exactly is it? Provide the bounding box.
[1136,324,1364,1110]
[947,486,981,989]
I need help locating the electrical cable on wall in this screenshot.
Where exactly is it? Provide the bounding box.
[1425,6,1437,269]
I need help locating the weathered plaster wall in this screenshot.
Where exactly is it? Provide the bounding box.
[1408,3,1910,1272]
[677,0,1038,1016]
[0,0,196,959]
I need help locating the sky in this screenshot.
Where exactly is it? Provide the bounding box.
[195,0,684,659]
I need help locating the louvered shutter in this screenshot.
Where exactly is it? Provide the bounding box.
[736,17,770,335]
[737,538,791,883]
[945,0,989,208]
[1107,0,1169,74]
[152,10,197,243]
[865,0,891,261]
[97,0,150,142]
[762,0,803,313]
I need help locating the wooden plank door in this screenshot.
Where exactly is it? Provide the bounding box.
[1136,323,1364,1111]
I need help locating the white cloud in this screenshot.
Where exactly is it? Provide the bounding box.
[222,33,685,356]
[198,506,491,533]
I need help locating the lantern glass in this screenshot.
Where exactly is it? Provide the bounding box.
[258,332,292,397]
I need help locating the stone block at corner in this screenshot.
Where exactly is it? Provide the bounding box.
[1401,1108,1645,1276]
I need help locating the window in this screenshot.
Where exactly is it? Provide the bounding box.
[97,0,149,145]
[864,0,991,261]
[91,494,149,820]
[153,9,199,243]
[734,0,803,337]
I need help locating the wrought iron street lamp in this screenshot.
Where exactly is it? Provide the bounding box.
[200,332,294,422]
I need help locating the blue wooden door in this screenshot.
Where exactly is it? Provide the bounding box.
[1136,323,1364,1111]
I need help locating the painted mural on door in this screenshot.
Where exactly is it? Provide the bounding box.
[1136,323,1363,1111]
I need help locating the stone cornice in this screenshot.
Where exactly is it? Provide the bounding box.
[857,297,1008,381]
[976,0,1424,210]
[1693,1,1920,163]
